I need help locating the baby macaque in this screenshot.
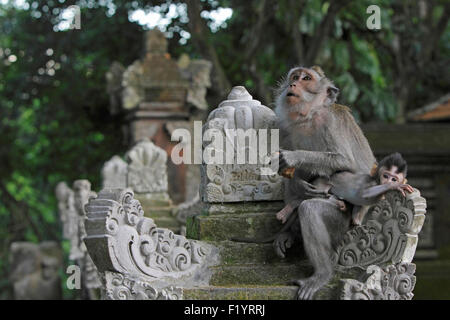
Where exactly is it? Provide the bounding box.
[276,152,414,226]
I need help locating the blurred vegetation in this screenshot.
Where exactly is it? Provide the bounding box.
[0,0,448,299]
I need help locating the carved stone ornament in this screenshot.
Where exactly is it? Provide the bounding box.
[200,86,283,203]
[56,180,102,291]
[104,271,183,300]
[84,188,218,299]
[126,139,168,194]
[121,30,188,110]
[55,182,78,251]
[101,155,127,189]
[332,188,426,268]
[340,262,417,300]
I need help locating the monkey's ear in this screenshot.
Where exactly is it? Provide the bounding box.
[326,85,339,104]
[311,66,325,77]
[370,163,378,177]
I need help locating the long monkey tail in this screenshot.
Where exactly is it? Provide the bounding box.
[230,213,298,243]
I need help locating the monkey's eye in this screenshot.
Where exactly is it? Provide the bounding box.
[383,174,389,179]
[392,178,397,182]
[302,75,312,81]
[292,75,300,81]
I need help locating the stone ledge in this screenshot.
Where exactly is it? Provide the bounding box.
[209,263,312,286]
[214,240,305,265]
[189,212,286,241]
[183,285,298,300]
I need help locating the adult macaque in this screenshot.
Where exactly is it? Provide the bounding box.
[276,152,413,226]
[273,66,376,300]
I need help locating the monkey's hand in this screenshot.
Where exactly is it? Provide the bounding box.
[278,149,302,174]
[395,183,414,197]
[298,180,329,198]
[273,232,295,259]
[276,205,293,224]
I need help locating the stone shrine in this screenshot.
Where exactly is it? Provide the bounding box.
[84,86,427,299]
[106,29,212,204]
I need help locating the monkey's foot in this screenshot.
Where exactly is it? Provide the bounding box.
[273,232,295,259]
[293,273,331,300]
[276,207,292,224]
[336,200,346,211]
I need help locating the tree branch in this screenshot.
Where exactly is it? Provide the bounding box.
[305,0,351,65]
[185,0,231,100]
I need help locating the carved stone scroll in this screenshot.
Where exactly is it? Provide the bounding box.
[333,188,426,268]
[340,262,417,300]
[126,138,168,195]
[84,188,219,299]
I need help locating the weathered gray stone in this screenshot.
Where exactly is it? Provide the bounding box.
[84,188,220,300]
[56,180,102,296]
[9,241,62,300]
[332,188,426,268]
[340,263,416,300]
[55,181,80,258]
[126,139,168,196]
[200,86,283,203]
[121,30,188,111]
[101,155,127,189]
[72,180,102,291]
[178,54,212,111]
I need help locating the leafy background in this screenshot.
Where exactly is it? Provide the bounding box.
[0,0,448,298]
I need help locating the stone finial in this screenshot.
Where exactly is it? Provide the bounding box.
[200,86,283,203]
[101,155,127,189]
[144,29,168,55]
[126,139,168,194]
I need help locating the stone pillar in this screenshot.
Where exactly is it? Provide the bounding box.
[101,155,127,189]
[188,86,284,241]
[9,241,62,300]
[125,138,180,233]
[56,180,102,299]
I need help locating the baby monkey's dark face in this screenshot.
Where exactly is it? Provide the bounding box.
[379,166,405,185]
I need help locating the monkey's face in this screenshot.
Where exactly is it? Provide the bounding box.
[285,68,321,105]
[379,166,405,184]
[281,67,339,119]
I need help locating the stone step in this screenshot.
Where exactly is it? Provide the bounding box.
[152,217,181,233]
[213,240,306,265]
[143,206,174,218]
[183,285,298,300]
[187,212,287,241]
[204,201,285,216]
[208,262,313,286]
